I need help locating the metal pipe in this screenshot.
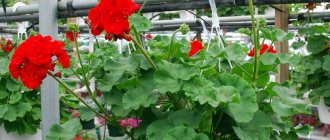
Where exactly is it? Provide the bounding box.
[1,0,330,17]
[39,0,60,139]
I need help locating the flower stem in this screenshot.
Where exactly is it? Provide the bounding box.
[47,71,105,120]
[167,30,179,61]
[131,36,158,70]
[138,0,149,14]
[72,34,133,138]
[248,0,259,87]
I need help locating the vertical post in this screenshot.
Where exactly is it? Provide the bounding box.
[39,0,59,139]
[275,4,289,83]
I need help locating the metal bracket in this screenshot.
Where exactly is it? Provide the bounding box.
[67,0,75,16]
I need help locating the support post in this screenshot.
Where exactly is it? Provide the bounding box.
[39,0,60,139]
[275,4,289,83]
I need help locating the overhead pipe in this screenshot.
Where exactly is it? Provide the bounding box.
[1,0,330,18]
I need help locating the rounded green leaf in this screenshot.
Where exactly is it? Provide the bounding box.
[163,126,209,140]
[260,53,277,65]
[213,73,258,122]
[122,87,159,110]
[0,57,9,75]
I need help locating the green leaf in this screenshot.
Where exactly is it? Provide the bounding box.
[104,88,132,117]
[307,35,328,54]
[271,86,310,117]
[238,28,252,36]
[6,77,21,92]
[183,76,240,107]
[167,110,201,129]
[291,41,305,49]
[9,92,22,104]
[146,119,173,140]
[295,125,311,136]
[46,118,82,140]
[260,28,293,42]
[146,110,202,140]
[79,105,96,121]
[0,90,9,99]
[3,103,32,122]
[0,57,9,74]
[122,87,159,110]
[225,43,246,62]
[163,126,209,140]
[104,55,139,73]
[260,53,277,65]
[129,14,152,32]
[0,104,8,118]
[30,108,41,120]
[277,54,301,66]
[322,55,330,71]
[213,73,258,122]
[98,71,123,92]
[233,111,272,140]
[155,61,198,94]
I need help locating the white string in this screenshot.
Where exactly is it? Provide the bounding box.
[208,0,233,69]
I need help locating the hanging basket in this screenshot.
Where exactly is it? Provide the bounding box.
[80,119,95,130]
[107,124,125,137]
[318,97,330,124]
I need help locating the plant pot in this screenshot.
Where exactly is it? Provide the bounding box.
[0,127,42,140]
[318,97,330,124]
[107,124,124,137]
[80,119,95,130]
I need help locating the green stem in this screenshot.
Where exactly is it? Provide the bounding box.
[167,30,179,61]
[232,61,253,79]
[256,64,278,80]
[248,0,259,87]
[72,34,133,139]
[138,0,149,14]
[48,72,106,120]
[73,34,94,96]
[131,36,158,70]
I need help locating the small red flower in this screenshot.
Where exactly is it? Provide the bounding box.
[54,72,62,77]
[73,136,82,140]
[188,40,204,57]
[65,32,78,42]
[146,34,153,40]
[9,35,70,89]
[247,44,277,57]
[0,38,14,53]
[306,3,317,11]
[88,0,140,41]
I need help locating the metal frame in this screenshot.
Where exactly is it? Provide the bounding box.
[1,0,330,139]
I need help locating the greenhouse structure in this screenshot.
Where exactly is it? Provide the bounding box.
[0,0,330,140]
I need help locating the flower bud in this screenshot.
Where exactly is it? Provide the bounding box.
[179,23,190,35]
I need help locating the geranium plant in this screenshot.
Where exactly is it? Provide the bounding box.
[292,25,330,110]
[7,0,312,139]
[0,37,41,135]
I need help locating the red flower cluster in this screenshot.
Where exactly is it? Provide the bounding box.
[88,0,140,41]
[247,44,277,57]
[0,38,14,53]
[65,32,78,42]
[9,35,70,89]
[188,40,204,57]
[306,3,317,11]
[145,34,153,40]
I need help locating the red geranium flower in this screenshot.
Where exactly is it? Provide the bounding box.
[247,44,277,57]
[306,3,317,11]
[65,32,78,42]
[1,39,14,53]
[146,34,153,40]
[188,40,204,57]
[9,35,70,89]
[88,0,140,41]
